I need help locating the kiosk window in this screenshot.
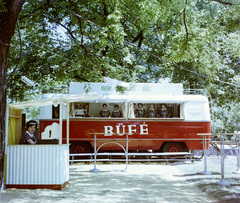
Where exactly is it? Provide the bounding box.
[52,105,60,119]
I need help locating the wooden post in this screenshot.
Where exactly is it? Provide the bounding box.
[66,102,69,145]
[59,99,63,145]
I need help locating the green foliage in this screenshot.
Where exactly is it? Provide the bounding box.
[212,102,240,133]
[0,1,7,13]
[22,107,40,124]
[115,85,128,94]
[84,83,92,93]
[5,0,240,131]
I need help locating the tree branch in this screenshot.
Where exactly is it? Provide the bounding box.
[18,2,48,20]
[132,31,143,43]
[138,35,144,48]
[81,44,104,72]
[73,74,91,82]
[0,40,9,46]
[68,0,84,45]
[7,19,22,82]
[208,1,214,18]
[183,0,188,49]
[154,10,184,33]
[44,14,76,41]
[209,0,234,5]
[49,0,104,31]
[132,31,144,48]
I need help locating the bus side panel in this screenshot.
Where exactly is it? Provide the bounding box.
[184,121,211,150]
[138,121,211,150]
[68,120,140,151]
[39,120,211,151]
[39,120,140,150]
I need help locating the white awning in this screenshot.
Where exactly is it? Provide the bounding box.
[126,95,208,103]
[95,94,208,103]
[8,93,208,109]
[8,93,102,109]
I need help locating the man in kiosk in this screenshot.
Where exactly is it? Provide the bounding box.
[19,120,37,144]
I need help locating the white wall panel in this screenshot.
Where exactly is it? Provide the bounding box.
[6,145,69,185]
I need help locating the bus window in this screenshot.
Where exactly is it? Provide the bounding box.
[160,103,182,118]
[70,102,126,118]
[128,103,135,118]
[127,103,182,119]
[137,103,147,118]
[72,102,89,117]
[98,103,126,118]
[146,104,158,118]
[69,102,182,119]
[122,102,127,118]
[128,103,148,118]
[158,103,181,118]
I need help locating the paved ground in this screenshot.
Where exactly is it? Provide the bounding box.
[1,155,240,203]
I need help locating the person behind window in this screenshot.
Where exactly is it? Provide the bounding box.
[19,120,37,144]
[147,104,158,118]
[112,104,122,118]
[83,103,90,117]
[133,103,138,118]
[159,103,170,118]
[137,103,146,118]
[99,103,111,117]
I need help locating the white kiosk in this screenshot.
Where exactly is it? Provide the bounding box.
[4,93,100,190]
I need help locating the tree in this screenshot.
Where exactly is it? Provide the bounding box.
[0,0,25,189]
[1,0,240,190]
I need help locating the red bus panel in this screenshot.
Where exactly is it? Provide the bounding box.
[39,119,211,151]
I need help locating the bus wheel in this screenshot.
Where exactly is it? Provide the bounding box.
[71,142,92,154]
[162,142,182,153]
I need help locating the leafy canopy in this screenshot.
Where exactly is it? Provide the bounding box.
[6,0,240,132]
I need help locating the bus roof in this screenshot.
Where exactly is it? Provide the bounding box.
[69,82,184,96]
[8,82,209,110]
[37,93,208,104]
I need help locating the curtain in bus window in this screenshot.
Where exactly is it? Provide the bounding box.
[128,103,135,118]
[122,102,126,118]
[69,102,74,117]
[181,103,185,118]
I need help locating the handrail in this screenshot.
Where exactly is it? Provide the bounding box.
[198,133,240,186]
[70,152,192,156]
[70,133,193,172]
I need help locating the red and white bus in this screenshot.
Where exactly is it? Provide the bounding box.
[39,82,211,154]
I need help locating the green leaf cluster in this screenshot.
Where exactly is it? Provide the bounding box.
[5,0,240,131]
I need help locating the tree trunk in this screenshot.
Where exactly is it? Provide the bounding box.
[0,0,25,190]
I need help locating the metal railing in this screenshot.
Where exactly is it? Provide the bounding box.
[197,133,240,186]
[69,152,193,163]
[69,133,193,172]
